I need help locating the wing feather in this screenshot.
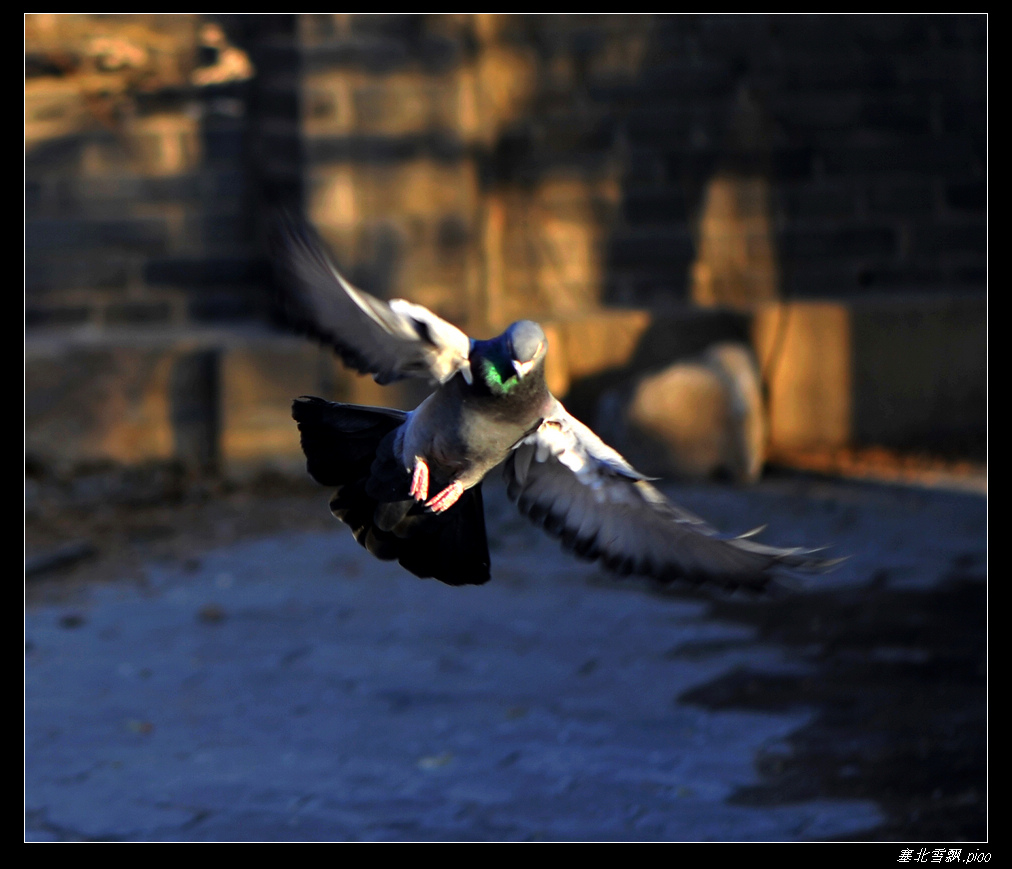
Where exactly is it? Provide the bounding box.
[274,218,472,386]
[504,402,836,591]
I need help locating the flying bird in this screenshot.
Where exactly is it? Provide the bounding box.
[275,220,833,592]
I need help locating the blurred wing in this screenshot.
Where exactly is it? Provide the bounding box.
[504,403,834,591]
[275,219,473,386]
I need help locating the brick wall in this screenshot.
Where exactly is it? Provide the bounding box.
[25,14,267,329]
[26,14,986,332]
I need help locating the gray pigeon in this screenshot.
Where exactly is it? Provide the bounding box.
[276,220,834,592]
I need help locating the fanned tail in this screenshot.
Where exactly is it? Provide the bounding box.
[293,397,490,586]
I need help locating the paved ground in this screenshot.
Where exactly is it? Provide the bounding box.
[25,472,987,841]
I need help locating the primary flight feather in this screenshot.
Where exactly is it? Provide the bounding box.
[276,219,833,592]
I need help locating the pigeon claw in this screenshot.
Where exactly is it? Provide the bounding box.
[425,481,465,513]
[409,457,430,502]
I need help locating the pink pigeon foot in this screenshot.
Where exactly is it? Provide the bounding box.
[409,457,429,502]
[425,480,465,513]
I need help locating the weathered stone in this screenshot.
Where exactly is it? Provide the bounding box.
[752,296,986,456]
[597,342,766,483]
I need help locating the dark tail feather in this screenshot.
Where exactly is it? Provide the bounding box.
[293,397,491,586]
[293,396,406,487]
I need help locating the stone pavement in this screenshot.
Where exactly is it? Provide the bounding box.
[25,475,986,841]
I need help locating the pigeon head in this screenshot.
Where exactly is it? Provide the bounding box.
[506,320,547,379]
[471,320,547,395]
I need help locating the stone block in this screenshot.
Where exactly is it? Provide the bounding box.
[753,296,986,455]
[26,336,187,472]
[595,342,766,482]
[753,301,852,452]
[219,337,324,477]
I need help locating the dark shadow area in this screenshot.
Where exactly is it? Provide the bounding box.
[849,298,987,461]
[170,349,221,475]
[673,553,986,841]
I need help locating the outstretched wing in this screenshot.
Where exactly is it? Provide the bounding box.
[274,219,473,386]
[504,402,835,591]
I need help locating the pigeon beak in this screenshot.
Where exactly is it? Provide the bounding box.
[513,359,536,379]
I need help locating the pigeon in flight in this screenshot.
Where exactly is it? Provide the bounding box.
[275,220,833,592]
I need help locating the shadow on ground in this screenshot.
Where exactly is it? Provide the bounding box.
[673,570,986,841]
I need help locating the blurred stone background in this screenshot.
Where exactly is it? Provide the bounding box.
[26,13,986,487]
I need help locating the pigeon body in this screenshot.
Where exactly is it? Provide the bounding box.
[402,323,554,497]
[277,220,834,592]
